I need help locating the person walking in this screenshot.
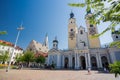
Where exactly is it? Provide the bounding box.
[88,67,91,75]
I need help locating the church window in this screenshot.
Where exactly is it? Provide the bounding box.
[90,24,93,27]
[29,48,32,51]
[71,21,72,23]
[70,29,73,31]
[84,42,86,46]
[116,36,118,38]
[53,44,55,47]
[80,30,83,34]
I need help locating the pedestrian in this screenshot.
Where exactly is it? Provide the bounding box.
[88,67,91,75]
[104,67,107,72]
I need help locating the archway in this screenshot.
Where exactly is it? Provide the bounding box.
[80,56,86,69]
[64,57,69,68]
[72,57,75,69]
[91,56,97,69]
[101,56,109,69]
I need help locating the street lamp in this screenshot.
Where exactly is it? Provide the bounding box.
[6,24,24,72]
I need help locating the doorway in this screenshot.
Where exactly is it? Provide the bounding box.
[80,56,86,69]
[64,57,69,68]
[101,56,109,69]
[91,56,97,69]
[72,57,75,69]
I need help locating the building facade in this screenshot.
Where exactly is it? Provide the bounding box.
[0,40,23,64]
[26,34,49,53]
[47,12,120,70]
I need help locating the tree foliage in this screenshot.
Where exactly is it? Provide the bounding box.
[22,50,35,67]
[15,54,24,64]
[109,61,120,78]
[35,55,45,64]
[69,0,120,48]
[0,51,9,64]
[0,31,7,35]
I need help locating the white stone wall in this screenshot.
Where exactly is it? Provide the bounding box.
[109,48,120,63]
[27,40,49,53]
[47,49,62,68]
[77,26,89,49]
[0,45,23,64]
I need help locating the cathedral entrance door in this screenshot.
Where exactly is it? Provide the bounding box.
[80,56,86,69]
[64,57,69,68]
[101,56,109,69]
[91,56,97,69]
[72,57,75,69]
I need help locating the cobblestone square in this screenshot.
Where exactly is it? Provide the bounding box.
[0,69,116,80]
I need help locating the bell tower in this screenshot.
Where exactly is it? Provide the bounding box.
[86,10,100,48]
[68,11,77,50]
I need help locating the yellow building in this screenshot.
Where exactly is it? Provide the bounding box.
[85,11,100,48]
[68,12,78,50]
[68,11,100,49]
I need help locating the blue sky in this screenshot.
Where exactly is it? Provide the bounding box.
[0,0,115,50]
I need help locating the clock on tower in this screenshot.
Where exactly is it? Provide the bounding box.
[69,29,75,40]
[89,27,96,35]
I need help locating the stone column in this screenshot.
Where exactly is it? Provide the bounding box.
[106,54,110,64]
[79,55,81,69]
[75,53,79,69]
[62,55,64,68]
[96,53,100,68]
[75,53,77,69]
[69,54,71,68]
[85,53,88,69]
[98,53,102,68]
[88,53,91,68]
[57,54,60,69]
[70,54,72,68]
[77,53,80,69]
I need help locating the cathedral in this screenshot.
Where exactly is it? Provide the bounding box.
[47,11,120,70]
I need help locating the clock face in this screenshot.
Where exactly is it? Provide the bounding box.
[89,27,96,35]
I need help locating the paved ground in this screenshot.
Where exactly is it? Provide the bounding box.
[0,69,116,80]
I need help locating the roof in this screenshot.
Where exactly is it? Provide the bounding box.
[27,40,48,52]
[0,40,23,50]
[35,51,48,57]
[53,39,58,43]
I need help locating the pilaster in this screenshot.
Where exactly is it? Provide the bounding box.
[85,53,88,69]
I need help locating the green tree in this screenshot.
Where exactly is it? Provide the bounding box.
[23,50,34,67]
[0,51,9,64]
[69,0,120,48]
[109,61,120,78]
[15,54,24,64]
[35,55,45,66]
[0,31,7,35]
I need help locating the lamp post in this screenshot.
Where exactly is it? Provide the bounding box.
[6,25,24,72]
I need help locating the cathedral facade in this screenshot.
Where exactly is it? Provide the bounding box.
[47,12,120,70]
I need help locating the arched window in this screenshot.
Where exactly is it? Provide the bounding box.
[91,56,97,69]
[90,24,93,27]
[80,30,83,34]
[64,57,69,68]
[101,56,109,68]
[70,29,73,31]
[116,36,118,38]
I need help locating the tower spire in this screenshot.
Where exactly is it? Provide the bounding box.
[43,33,49,49]
[53,36,58,49]
[70,11,74,18]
